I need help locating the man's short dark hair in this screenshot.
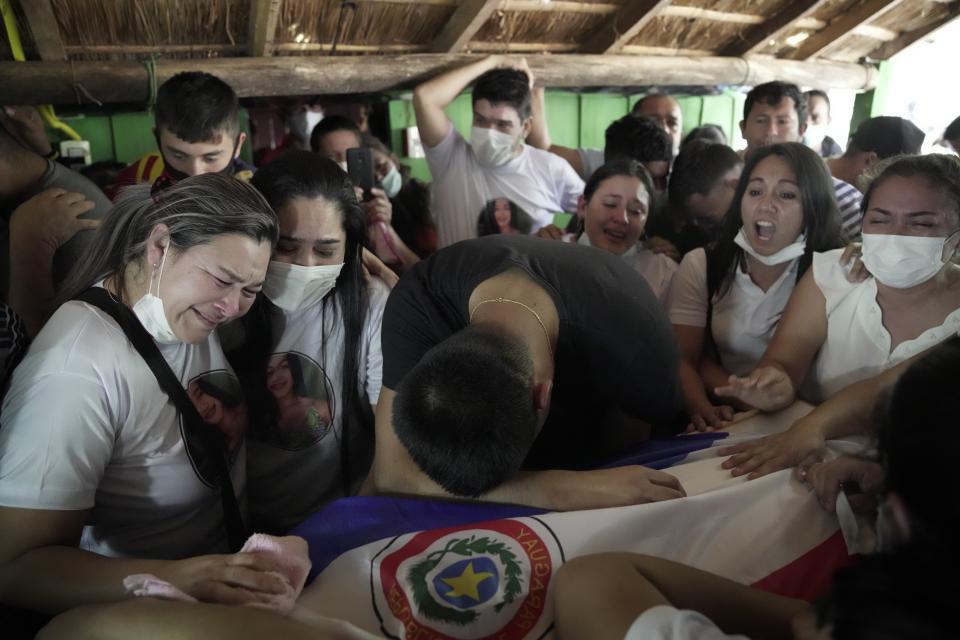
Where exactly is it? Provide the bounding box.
[804,89,830,110]
[668,140,741,208]
[155,71,240,143]
[472,68,532,121]
[309,115,362,153]
[604,115,672,164]
[744,81,807,128]
[392,325,537,497]
[848,116,925,158]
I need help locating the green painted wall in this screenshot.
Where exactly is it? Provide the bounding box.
[388,90,748,182]
[46,108,254,165]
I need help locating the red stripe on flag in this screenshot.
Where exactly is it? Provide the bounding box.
[750,530,857,602]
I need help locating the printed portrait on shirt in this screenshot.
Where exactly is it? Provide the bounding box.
[185,370,248,473]
[477,197,534,237]
[250,351,336,450]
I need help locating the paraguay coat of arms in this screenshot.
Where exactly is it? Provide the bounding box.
[372,517,565,639]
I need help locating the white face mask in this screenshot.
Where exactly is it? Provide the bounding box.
[861,232,956,289]
[133,245,180,344]
[471,127,519,168]
[379,166,402,199]
[337,160,348,173]
[734,227,806,266]
[263,260,344,311]
[804,123,828,152]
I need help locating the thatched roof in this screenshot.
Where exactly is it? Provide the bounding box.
[1,0,956,102]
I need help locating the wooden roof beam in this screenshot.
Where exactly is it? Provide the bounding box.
[0,55,879,105]
[248,0,281,57]
[789,0,904,60]
[429,0,501,54]
[723,0,829,56]
[581,0,672,55]
[18,0,66,61]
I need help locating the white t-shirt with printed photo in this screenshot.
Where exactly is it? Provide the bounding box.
[0,298,244,560]
[245,280,388,533]
[425,123,584,248]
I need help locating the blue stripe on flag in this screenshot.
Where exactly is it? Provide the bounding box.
[292,432,728,582]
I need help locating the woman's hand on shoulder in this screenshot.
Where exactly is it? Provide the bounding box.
[644,235,681,262]
[535,224,564,241]
[838,242,870,283]
[10,188,99,254]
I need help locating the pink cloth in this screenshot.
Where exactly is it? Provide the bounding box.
[123,534,312,614]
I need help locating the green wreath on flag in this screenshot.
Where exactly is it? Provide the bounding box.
[406,535,524,626]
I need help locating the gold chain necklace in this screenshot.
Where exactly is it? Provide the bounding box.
[469,297,553,357]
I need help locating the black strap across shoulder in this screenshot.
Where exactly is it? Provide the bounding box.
[75,287,247,552]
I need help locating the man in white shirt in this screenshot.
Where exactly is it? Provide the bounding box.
[413,56,584,248]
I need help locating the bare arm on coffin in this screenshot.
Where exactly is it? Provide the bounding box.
[554,553,809,640]
[719,352,925,479]
[366,387,686,511]
[37,598,375,640]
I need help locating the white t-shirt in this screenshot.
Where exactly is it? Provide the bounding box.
[0,299,244,559]
[667,248,799,377]
[425,123,584,248]
[578,233,677,304]
[809,248,960,401]
[246,280,388,533]
[626,606,749,640]
[577,147,605,180]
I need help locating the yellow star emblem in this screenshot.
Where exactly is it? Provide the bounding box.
[440,561,494,601]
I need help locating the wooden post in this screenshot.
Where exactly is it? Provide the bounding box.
[0,55,878,105]
[581,0,672,55]
[18,0,66,61]
[430,0,500,53]
[248,0,281,57]
[790,0,904,60]
[723,0,829,56]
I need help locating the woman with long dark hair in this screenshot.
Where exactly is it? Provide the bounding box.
[667,143,845,431]
[229,151,387,533]
[718,154,960,475]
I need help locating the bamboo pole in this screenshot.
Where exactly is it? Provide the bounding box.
[0,54,878,105]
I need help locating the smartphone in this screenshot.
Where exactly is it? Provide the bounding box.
[346,147,375,201]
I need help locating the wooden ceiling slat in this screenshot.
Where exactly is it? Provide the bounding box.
[581,0,673,54]
[722,0,830,57]
[249,0,282,57]
[790,0,904,60]
[19,0,66,61]
[429,0,501,54]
